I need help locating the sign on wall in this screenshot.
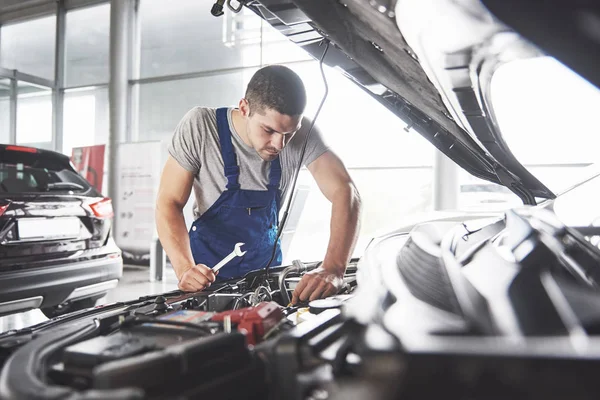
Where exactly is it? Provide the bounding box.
[113,140,195,265]
[71,144,105,192]
[115,141,164,264]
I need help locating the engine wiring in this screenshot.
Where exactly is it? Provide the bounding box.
[233,285,273,309]
[251,285,272,303]
[121,315,215,335]
[233,292,254,309]
[263,39,332,282]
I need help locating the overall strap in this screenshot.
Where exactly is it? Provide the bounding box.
[268,157,282,189]
[216,108,240,190]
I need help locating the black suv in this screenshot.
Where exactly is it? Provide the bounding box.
[0,144,122,318]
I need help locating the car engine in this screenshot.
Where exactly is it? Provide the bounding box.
[0,261,358,399]
[2,208,600,399]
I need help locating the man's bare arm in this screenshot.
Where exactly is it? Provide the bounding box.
[291,151,362,303]
[156,156,216,291]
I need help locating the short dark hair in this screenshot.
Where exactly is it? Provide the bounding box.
[245,65,307,116]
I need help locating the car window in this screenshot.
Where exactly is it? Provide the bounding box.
[0,153,91,194]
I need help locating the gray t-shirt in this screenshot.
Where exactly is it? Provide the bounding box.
[168,107,329,219]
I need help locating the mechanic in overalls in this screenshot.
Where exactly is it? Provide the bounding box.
[156,65,361,304]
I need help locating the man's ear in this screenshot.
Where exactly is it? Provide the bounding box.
[239,98,250,117]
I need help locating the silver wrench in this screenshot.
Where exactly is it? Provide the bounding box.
[212,242,246,273]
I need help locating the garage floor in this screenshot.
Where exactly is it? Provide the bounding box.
[0,265,179,333]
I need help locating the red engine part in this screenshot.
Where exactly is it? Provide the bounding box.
[211,301,283,345]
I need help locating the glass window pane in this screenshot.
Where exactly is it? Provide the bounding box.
[458,170,521,212]
[63,87,109,157]
[552,171,600,227]
[139,0,263,78]
[137,69,257,141]
[284,168,433,262]
[0,79,11,144]
[65,4,110,87]
[277,65,434,258]
[286,62,434,168]
[16,82,53,150]
[261,23,312,65]
[137,62,434,166]
[0,16,56,81]
[491,56,600,193]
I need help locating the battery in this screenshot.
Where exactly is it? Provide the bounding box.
[211,302,284,345]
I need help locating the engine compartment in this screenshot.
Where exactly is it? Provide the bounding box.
[0,261,358,399]
[2,207,600,399]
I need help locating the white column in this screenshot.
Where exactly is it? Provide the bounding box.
[108,0,133,236]
[52,0,66,153]
[432,149,459,210]
[9,78,16,144]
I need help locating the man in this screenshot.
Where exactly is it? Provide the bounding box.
[156,65,361,304]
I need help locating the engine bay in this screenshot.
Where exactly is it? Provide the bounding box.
[0,261,358,399]
[2,207,600,399]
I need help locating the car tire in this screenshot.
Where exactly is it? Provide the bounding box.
[41,297,98,319]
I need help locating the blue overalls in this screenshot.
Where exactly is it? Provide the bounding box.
[188,107,283,280]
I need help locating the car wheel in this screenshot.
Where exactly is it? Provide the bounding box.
[41,297,98,319]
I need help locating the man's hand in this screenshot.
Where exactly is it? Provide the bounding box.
[298,150,360,305]
[291,266,344,304]
[177,264,217,292]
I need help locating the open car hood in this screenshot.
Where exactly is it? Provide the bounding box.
[242,0,600,205]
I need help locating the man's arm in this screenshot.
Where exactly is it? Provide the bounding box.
[291,151,362,304]
[156,156,216,291]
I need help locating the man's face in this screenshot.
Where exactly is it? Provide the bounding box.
[240,100,302,161]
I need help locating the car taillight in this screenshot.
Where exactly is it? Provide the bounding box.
[89,198,114,218]
[0,203,9,217]
[5,145,38,153]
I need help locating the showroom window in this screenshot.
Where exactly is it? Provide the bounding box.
[493,56,600,193]
[63,86,109,194]
[0,79,10,144]
[459,56,600,211]
[0,15,57,81]
[138,1,311,79]
[457,171,521,212]
[59,3,111,164]
[286,63,434,169]
[63,87,109,157]
[16,82,53,150]
[139,0,262,78]
[260,23,313,65]
[279,63,434,262]
[492,57,600,173]
[65,4,111,87]
[136,68,258,141]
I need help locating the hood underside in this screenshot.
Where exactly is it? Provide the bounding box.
[243,0,600,204]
